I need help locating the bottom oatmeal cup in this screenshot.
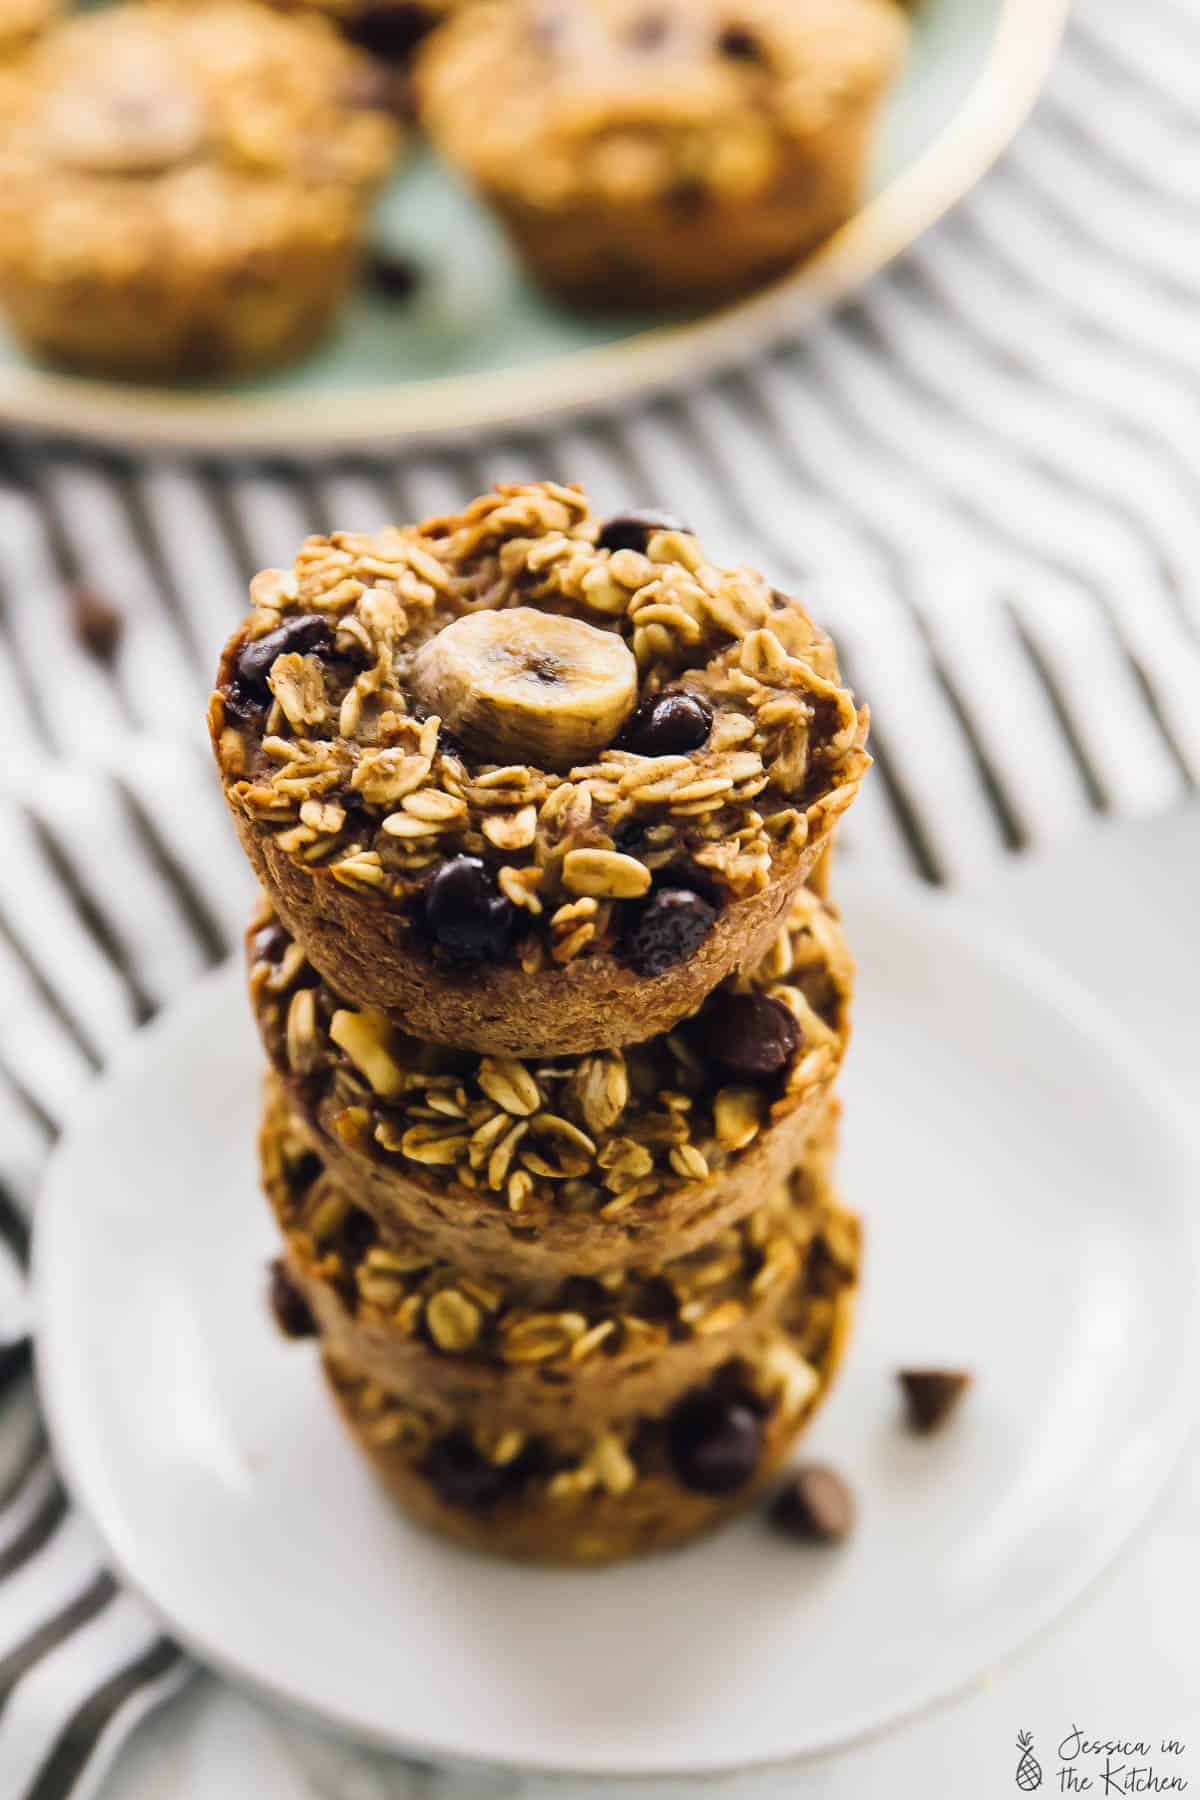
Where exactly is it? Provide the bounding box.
[321,1194,859,1563]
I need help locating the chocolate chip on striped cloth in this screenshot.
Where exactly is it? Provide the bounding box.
[69,581,123,663]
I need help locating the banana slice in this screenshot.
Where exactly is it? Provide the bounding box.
[45,55,205,175]
[411,608,638,772]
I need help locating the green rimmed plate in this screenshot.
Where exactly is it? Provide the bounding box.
[0,0,1068,454]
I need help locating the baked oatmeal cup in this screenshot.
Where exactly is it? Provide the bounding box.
[262,1068,844,1430]
[0,0,57,63]
[248,878,853,1277]
[0,1,400,377]
[320,1199,858,1563]
[212,482,869,1058]
[417,0,907,309]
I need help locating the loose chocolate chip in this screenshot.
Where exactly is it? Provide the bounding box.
[347,3,433,62]
[365,247,421,302]
[595,510,692,555]
[717,23,767,62]
[623,885,716,977]
[898,1368,972,1434]
[68,581,123,663]
[230,614,334,709]
[268,1258,316,1340]
[704,990,800,1079]
[668,1387,764,1494]
[623,690,713,756]
[422,1431,536,1509]
[769,1465,856,1543]
[422,855,517,964]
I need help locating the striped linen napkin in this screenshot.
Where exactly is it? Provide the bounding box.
[3,0,1200,1791]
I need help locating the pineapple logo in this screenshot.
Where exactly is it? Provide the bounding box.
[1015,1731,1043,1791]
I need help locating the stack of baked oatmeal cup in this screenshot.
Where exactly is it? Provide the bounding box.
[208,482,871,1563]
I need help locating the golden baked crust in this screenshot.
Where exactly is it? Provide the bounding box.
[262,1067,843,1428]
[0,0,57,63]
[321,1202,859,1563]
[250,879,852,1277]
[211,482,869,1056]
[417,0,908,307]
[0,1,400,375]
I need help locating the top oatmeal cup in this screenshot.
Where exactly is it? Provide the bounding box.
[209,482,869,1056]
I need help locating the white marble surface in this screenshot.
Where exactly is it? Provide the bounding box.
[98,808,1200,1800]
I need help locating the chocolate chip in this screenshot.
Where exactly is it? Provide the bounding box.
[622,690,712,756]
[898,1368,972,1434]
[435,720,466,759]
[422,1431,541,1509]
[769,1465,856,1543]
[342,1207,377,1262]
[347,3,433,62]
[68,582,123,663]
[365,247,420,302]
[704,990,800,1079]
[289,1150,323,1194]
[249,921,289,966]
[595,510,692,555]
[230,615,334,710]
[613,817,647,857]
[422,1432,508,1508]
[708,1358,770,1414]
[665,176,709,218]
[717,23,766,62]
[340,62,397,111]
[622,885,716,977]
[668,1387,763,1494]
[268,1258,316,1340]
[422,855,517,965]
[627,10,671,48]
[528,8,563,50]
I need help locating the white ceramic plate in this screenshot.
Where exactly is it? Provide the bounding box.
[0,0,1068,453]
[33,888,1200,1776]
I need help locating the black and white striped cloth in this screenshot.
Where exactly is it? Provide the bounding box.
[3,0,1200,1792]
